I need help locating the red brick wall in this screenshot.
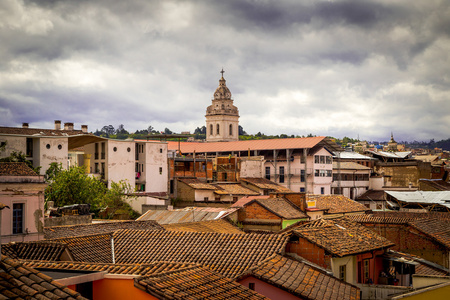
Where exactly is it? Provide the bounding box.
[286,239,331,270]
[243,202,281,220]
[363,223,448,268]
[273,193,306,211]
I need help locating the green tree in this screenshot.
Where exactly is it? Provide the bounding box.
[45,162,63,182]
[100,180,139,219]
[45,165,106,211]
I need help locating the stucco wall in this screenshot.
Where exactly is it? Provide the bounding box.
[38,137,69,175]
[238,277,302,300]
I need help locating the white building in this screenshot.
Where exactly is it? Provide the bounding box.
[0,122,168,213]
[332,161,371,199]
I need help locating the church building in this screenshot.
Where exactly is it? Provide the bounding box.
[205,69,239,142]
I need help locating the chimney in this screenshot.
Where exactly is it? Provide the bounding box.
[22,123,29,128]
[64,122,74,131]
[55,120,61,130]
[81,125,88,133]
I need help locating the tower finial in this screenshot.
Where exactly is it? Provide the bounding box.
[220,68,225,78]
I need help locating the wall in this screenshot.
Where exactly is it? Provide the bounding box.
[412,275,450,289]
[309,148,333,195]
[92,277,155,300]
[0,181,46,243]
[238,276,302,300]
[331,256,358,285]
[240,157,265,178]
[38,137,69,175]
[241,202,281,221]
[107,140,135,189]
[374,161,432,187]
[141,142,167,193]
[0,135,26,159]
[44,215,92,227]
[286,239,331,270]
[176,181,195,201]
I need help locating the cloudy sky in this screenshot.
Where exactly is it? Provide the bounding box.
[1,0,449,142]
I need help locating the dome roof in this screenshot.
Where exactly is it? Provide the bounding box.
[213,70,232,100]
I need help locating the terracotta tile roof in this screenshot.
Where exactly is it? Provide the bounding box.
[0,162,38,176]
[419,179,450,191]
[135,265,268,300]
[254,198,309,220]
[177,177,217,189]
[137,207,238,224]
[112,229,289,278]
[332,161,371,170]
[308,195,370,214]
[212,183,260,195]
[0,256,87,300]
[348,211,450,224]
[356,190,386,201]
[163,219,245,234]
[21,260,193,276]
[54,233,113,263]
[409,218,450,249]
[231,195,270,207]
[239,255,360,300]
[1,241,68,261]
[240,177,293,193]
[288,218,394,257]
[0,126,85,136]
[167,136,330,153]
[44,220,163,239]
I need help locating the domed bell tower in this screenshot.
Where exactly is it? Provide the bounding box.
[205,69,239,142]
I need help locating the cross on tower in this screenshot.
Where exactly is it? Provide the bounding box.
[220,68,225,77]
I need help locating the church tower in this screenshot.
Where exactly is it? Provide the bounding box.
[206,69,239,142]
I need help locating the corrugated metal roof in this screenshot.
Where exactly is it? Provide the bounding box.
[386,191,450,208]
[333,152,373,160]
[137,207,238,224]
[167,136,342,153]
[332,161,371,170]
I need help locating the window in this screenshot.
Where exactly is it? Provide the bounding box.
[315,170,327,177]
[26,138,33,157]
[300,187,305,192]
[159,167,163,175]
[315,155,320,163]
[127,147,131,152]
[216,124,220,135]
[229,124,233,136]
[160,148,163,153]
[13,203,24,234]
[113,147,117,152]
[321,187,325,194]
[233,197,238,202]
[376,204,383,210]
[46,144,50,149]
[204,197,209,202]
[363,259,370,283]
[339,265,347,281]
[301,170,305,182]
[248,283,255,290]
[58,144,62,150]
[95,143,99,159]
[320,156,325,164]
[101,163,105,175]
[135,162,139,172]
[327,170,332,177]
[210,124,213,135]
[300,155,305,163]
[265,167,271,180]
[101,142,105,159]
[95,163,99,173]
[279,166,285,183]
[326,156,332,164]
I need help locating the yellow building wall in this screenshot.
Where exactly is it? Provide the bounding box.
[395,284,450,300]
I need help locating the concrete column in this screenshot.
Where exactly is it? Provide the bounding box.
[303,148,308,194]
[286,149,292,189]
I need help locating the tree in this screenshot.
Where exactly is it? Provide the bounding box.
[45,162,63,182]
[100,180,139,219]
[238,125,247,136]
[115,124,129,135]
[148,125,154,134]
[101,125,115,137]
[45,166,106,211]
[164,128,173,134]
[194,126,206,135]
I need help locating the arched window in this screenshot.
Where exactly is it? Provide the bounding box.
[229,124,233,136]
[210,124,213,136]
[216,124,220,135]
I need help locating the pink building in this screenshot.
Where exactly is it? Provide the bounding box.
[0,162,46,243]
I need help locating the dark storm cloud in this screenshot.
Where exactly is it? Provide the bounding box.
[0,0,449,141]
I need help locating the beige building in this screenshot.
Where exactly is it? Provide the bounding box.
[205,69,239,142]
